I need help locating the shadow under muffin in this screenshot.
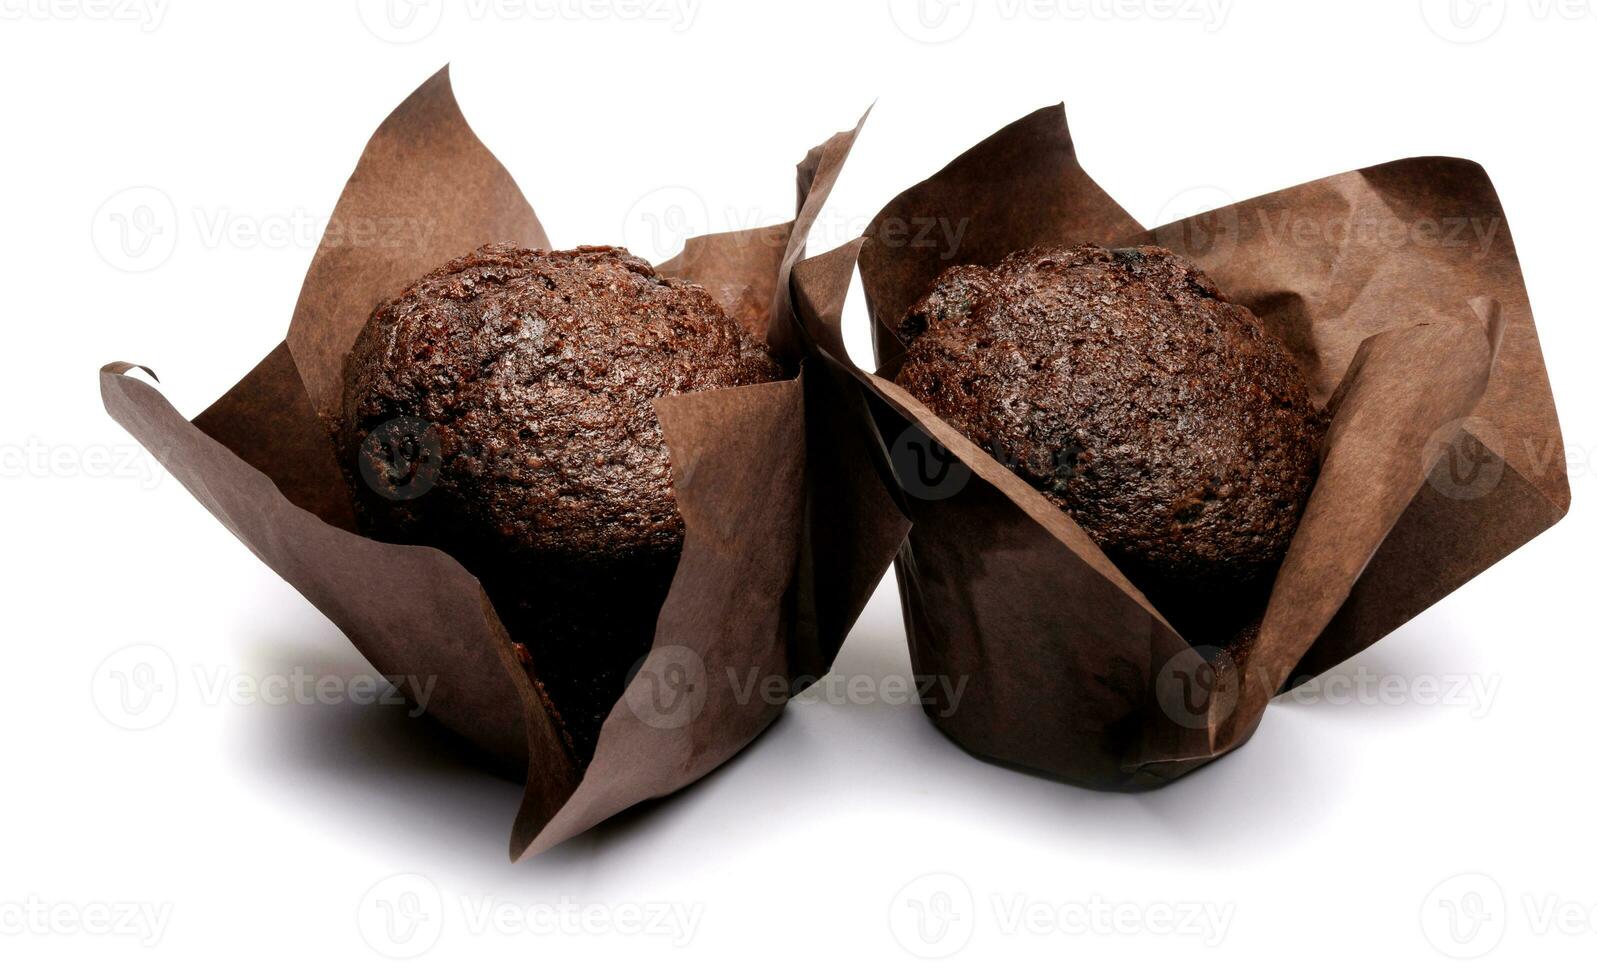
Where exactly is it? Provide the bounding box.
[337,243,781,765]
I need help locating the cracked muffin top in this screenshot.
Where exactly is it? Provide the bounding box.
[339,243,782,563]
[896,244,1324,627]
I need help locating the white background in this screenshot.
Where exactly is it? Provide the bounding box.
[3,0,1593,974]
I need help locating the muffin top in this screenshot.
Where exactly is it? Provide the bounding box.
[339,243,782,562]
[896,244,1323,605]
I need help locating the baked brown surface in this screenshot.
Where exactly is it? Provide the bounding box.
[896,244,1324,645]
[339,243,781,764]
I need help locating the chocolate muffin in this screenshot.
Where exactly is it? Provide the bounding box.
[896,244,1324,646]
[339,243,782,764]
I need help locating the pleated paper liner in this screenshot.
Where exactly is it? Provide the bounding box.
[103,67,870,859]
[791,105,1567,787]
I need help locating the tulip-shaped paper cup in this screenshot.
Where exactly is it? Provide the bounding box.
[791,105,1568,788]
[101,68,868,859]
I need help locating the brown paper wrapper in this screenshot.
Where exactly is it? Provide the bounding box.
[791,105,1569,788]
[101,67,868,859]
